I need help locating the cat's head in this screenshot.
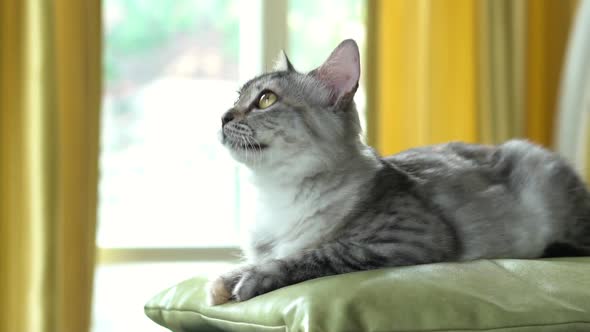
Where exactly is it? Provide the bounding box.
[220,39,363,172]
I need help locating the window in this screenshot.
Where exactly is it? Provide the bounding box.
[93,1,365,331]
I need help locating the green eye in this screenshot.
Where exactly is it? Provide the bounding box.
[257,91,277,109]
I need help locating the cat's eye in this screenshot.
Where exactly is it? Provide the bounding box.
[257,91,277,109]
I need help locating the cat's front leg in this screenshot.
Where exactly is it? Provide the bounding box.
[207,240,419,305]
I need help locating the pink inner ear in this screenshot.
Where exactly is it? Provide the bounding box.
[317,40,360,98]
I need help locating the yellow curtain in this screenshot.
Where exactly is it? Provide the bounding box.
[367,0,477,155]
[367,0,578,155]
[0,0,101,331]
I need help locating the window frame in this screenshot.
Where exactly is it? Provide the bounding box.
[97,247,242,264]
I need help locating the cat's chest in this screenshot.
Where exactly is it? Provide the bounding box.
[245,204,325,261]
[243,188,357,262]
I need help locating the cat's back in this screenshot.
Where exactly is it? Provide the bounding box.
[385,139,580,190]
[384,141,497,181]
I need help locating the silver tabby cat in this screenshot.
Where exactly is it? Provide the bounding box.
[208,39,590,305]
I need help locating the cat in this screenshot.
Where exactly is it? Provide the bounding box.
[208,39,590,305]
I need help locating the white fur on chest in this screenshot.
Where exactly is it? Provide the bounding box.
[242,174,365,262]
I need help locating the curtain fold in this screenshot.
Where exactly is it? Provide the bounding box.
[367,0,578,155]
[477,0,526,144]
[367,0,477,156]
[0,0,101,331]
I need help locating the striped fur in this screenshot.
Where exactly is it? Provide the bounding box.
[208,40,590,305]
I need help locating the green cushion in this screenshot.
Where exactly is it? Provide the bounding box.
[145,258,590,332]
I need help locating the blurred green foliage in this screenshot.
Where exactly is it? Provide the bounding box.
[103,0,364,83]
[104,0,239,83]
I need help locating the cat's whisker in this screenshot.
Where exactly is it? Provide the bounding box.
[240,135,250,163]
[243,135,257,166]
[230,137,240,154]
[242,135,252,163]
[254,137,264,166]
[245,135,261,167]
[247,136,259,164]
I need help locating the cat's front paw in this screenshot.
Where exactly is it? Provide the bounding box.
[207,263,283,305]
[232,267,282,302]
[206,277,232,306]
[206,267,245,306]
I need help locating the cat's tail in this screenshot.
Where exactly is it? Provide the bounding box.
[541,192,590,257]
[497,140,590,257]
[549,170,590,257]
[563,195,590,256]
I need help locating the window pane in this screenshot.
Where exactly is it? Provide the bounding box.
[99,0,242,248]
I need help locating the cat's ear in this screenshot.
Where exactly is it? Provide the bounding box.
[273,50,295,72]
[310,39,360,103]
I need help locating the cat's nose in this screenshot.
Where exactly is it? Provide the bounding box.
[221,110,235,127]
